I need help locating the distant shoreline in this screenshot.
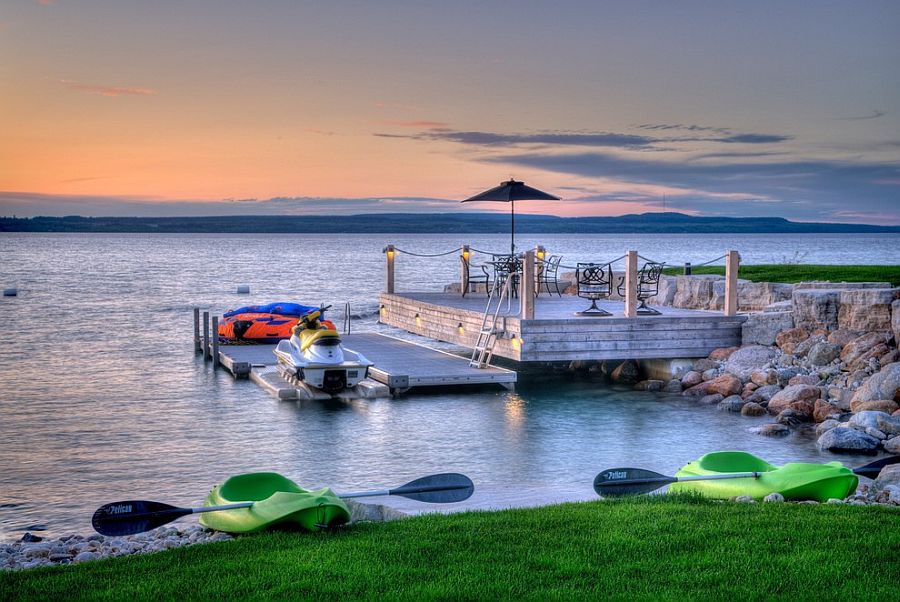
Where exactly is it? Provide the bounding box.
[2,213,899,234]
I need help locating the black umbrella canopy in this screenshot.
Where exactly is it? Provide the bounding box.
[461,179,560,253]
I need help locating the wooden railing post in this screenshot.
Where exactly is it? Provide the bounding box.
[724,250,740,316]
[520,250,535,320]
[624,251,638,318]
[460,245,470,294]
[384,244,395,294]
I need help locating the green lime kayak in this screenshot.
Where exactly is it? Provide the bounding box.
[199,472,350,533]
[668,451,858,502]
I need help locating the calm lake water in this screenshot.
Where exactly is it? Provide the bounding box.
[1,233,897,539]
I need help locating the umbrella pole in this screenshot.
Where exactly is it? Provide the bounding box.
[511,199,515,254]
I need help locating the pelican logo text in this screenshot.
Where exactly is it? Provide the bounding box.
[109,504,133,514]
[605,471,628,480]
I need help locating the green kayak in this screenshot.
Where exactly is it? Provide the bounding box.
[199,472,350,533]
[668,451,858,502]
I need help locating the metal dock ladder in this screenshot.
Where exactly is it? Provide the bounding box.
[470,275,515,368]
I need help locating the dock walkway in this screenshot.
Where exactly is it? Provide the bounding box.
[217,332,516,395]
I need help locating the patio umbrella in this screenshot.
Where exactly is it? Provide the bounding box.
[461,179,560,254]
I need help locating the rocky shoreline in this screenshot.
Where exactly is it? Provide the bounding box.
[0,500,407,572]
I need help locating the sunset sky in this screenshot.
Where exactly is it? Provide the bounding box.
[1,1,898,222]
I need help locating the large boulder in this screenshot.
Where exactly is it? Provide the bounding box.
[775,327,809,355]
[704,373,743,397]
[792,290,841,332]
[849,361,900,405]
[672,275,723,310]
[840,332,891,367]
[718,395,746,412]
[870,464,900,496]
[813,399,841,423]
[741,402,766,416]
[767,384,820,415]
[837,288,900,332]
[645,276,677,307]
[893,299,900,346]
[793,334,827,359]
[816,427,880,454]
[709,347,739,361]
[828,329,861,347]
[876,414,900,437]
[724,346,778,381]
[806,342,842,366]
[884,436,900,454]
[754,384,782,401]
[681,371,703,388]
[750,423,791,437]
[847,410,892,431]
[742,312,794,346]
[735,282,794,312]
[850,400,899,414]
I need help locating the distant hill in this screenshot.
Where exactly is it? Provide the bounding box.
[1,213,899,234]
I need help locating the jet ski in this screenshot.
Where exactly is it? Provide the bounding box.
[273,306,373,394]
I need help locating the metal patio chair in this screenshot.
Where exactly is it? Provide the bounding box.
[575,262,613,316]
[535,255,563,296]
[460,255,491,297]
[491,254,521,298]
[616,261,665,315]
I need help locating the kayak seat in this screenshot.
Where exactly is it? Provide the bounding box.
[696,451,777,473]
[217,472,304,502]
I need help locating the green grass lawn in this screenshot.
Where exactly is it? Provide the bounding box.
[661,264,900,286]
[3,496,898,601]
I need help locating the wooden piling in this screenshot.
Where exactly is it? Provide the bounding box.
[193,307,201,354]
[211,316,220,368]
[624,251,638,318]
[724,250,740,316]
[520,250,535,319]
[385,244,395,294]
[202,311,210,360]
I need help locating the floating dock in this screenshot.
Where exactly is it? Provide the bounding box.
[216,332,516,397]
[379,292,747,362]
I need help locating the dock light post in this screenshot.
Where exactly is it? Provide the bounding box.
[624,251,638,318]
[384,244,395,294]
[460,245,470,294]
[724,250,740,316]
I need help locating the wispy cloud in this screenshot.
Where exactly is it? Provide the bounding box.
[61,80,157,97]
[838,110,885,120]
[634,123,729,134]
[375,127,793,149]
[381,120,450,128]
[481,151,900,223]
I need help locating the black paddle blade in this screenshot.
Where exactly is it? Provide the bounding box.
[390,473,474,503]
[92,500,191,536]
[593,468,676,497]
[853,455,900,479]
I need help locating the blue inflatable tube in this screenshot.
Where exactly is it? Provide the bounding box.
[223,302,320,319]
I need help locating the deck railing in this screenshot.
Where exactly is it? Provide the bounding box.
[383,244,741,318]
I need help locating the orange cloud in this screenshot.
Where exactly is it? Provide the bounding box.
[61,80,157,97]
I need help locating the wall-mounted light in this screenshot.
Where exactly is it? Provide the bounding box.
[511,335,522,350]
[457,322,464,335]
[536,246,546,261]
[415,313,422,327]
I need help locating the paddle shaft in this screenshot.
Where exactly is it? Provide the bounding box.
[339,483,470,499]
[674,472,760,484]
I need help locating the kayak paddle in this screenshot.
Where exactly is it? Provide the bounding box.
[92,472,474,536]
[593,455,900,498]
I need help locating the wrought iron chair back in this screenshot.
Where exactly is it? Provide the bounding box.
[616,261,665,314]
[460,255,491,297]
[575,262,613,316]
[491,254,521,298]
[536,255,563,296]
